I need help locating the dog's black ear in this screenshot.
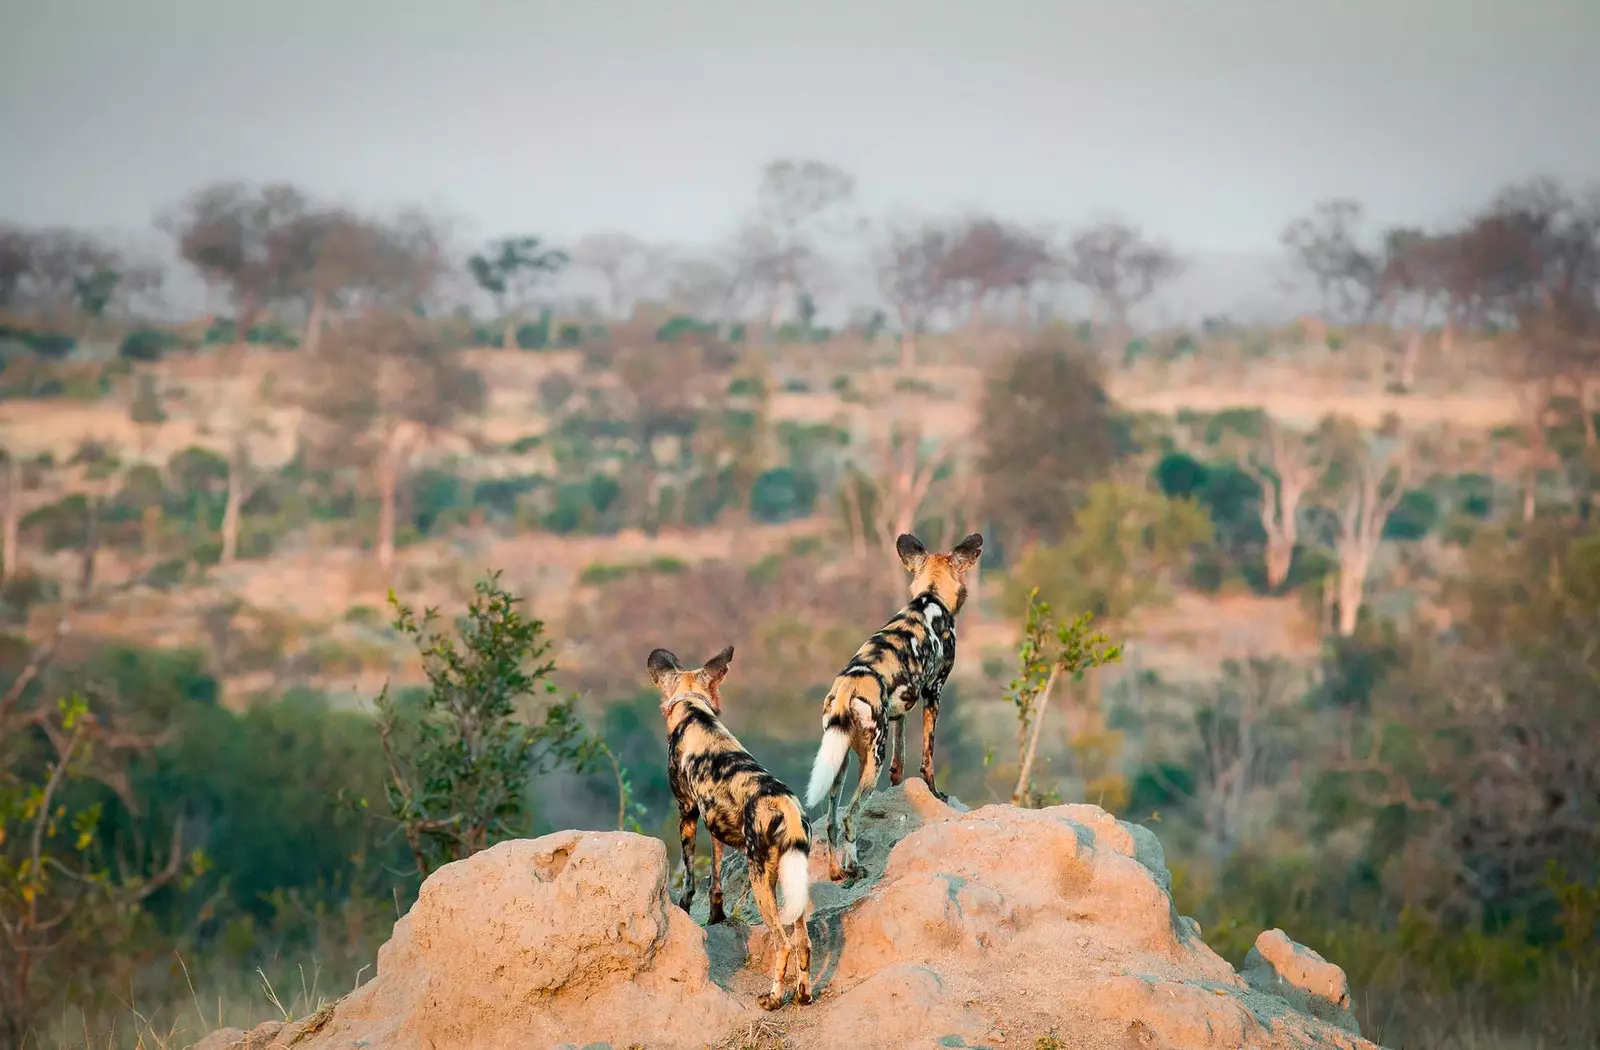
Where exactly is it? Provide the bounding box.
[950,533,984,572]
[702,645,734,684]
[896,533,930,573]
[646,648,682,687]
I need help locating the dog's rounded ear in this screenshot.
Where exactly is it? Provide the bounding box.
[703,645,735,683]
[950,532,984,571]
[646,648,682,686]
[896,533,930,573]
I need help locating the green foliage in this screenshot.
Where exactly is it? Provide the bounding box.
[1005,589,1123,808]
[367,573,611,876]
[515,311,552,349]
[0,325,76,359]
[748,466,818,523]
[1382,488,1440,541]
[658,315,718,343]
[577,555,688,586]
[119,327,186,361]
[1006,481,1214,624]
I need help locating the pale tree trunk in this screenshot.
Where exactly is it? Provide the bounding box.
[220,445,245,565]
[1397,327,1422,392]
[1013,667,1062,805]
[375,426,414,583]
[1334,557,1371,636]
[502,316,518,350]
[1241,423,1318,592]
[1,455,19,583]
[1332,447,1407,637]
[1581,377,1597,449]
[304,289,327,357]
[897,306,917,371]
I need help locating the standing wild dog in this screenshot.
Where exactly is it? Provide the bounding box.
[804,532,982,880]
[647,645,814,1011]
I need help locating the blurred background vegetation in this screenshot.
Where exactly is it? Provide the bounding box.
[1,165,1597,1050]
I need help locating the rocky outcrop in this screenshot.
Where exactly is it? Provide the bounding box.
[197,781,1383,1050]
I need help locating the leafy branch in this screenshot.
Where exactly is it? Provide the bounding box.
[1007,588,1122,807]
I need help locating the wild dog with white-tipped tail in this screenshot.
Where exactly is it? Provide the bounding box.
[804,532,982,881]
[647,645,814,1010]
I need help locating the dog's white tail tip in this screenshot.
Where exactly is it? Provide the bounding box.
[777,848,810,927]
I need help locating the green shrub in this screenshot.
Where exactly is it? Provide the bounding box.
[577,555,688,586]
[365,573,613,875]
[1383,488,1441,541]
[748,466,819,523]
[119,328,185,361]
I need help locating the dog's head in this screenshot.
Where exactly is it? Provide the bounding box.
[896,532,983,614]
[645,645,735,716]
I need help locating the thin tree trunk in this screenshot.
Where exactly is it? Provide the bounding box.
[220,449,244,565]
[1265,537,1294,591]
[1582,377,1597,448]
[1398,327,1422,392]
[502,316,518,350]
[1335,563,1366,637]
[376,430,405,582]
[969,291,983,333]
[304,289,327,356]
[1,455,19,583]
[1013,667,1062,806]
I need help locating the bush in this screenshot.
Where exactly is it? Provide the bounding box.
[471,474,546,518]
[119,328,184,361]
[366,573,614,876]
[1383,488,1441,541]
[577,555,688,586]
[748,466,819,523]
[516,311,552,350]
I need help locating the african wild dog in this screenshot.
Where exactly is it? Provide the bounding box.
[648,645,814,1011]
[804,532,982,881]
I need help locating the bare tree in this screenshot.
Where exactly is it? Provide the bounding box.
[1322,418,1410,637]
[297,310,485,580]
[164,182,311,343]
[940,217,1054,333]
[1280,198,1374,323]
[663,252,745,327]
[467,236,569,349]
[1063,218,1182,354]
[284,208,389,356]
[3,227,129,329]
[1192,657,1296,852]
[1232,419,1325,590]
[875,219,956,370]
[574,231,662,319]
[747,158,857,328]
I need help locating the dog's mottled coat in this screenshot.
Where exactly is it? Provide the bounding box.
[804,532,983,880]
[648,645,814,1010]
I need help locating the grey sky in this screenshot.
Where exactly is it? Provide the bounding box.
[3,0,1598,318]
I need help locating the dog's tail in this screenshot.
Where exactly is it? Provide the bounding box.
[777,844,811,926]
[804,683,855,810]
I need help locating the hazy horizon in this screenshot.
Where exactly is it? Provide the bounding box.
[4,0,1599,321]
